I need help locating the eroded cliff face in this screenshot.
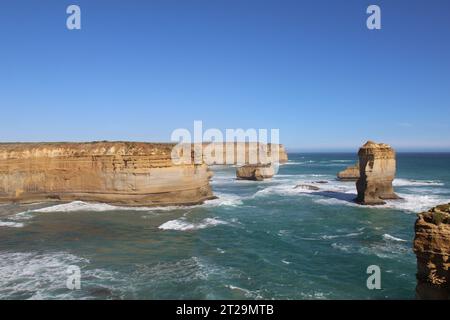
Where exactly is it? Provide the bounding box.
[414,203,450,299]
[0,142,214,206]
[200,142,288,165]
[356,141,399,205]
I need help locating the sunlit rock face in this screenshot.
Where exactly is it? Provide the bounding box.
[356,141,400,205]
[414,203,450,300]
[0,142,214,207]
[337,163,360,181]
[236,163,275,181]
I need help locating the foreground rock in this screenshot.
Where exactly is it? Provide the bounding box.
[414,203,450,299]
[356,141,400,205]
[236,163,274,181]
[0,142,215,206]
[337,163,360,181]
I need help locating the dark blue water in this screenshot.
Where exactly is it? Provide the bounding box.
[0,153,449,299]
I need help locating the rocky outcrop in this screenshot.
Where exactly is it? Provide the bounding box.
[355,141,400,205]
[236,163,274,181]
[294,184,320,191]
[0,142,214,206]
[414,203,450,299]
[337,163,360,181]
[201,142,288,165]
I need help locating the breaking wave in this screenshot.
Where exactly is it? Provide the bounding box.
[382,234,407,242]
[0,220,24,228]
[393,179,444,187]
[158,217,228,231]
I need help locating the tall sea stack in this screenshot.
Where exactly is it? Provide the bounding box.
[356,141,399,205]
[414,203,450,299]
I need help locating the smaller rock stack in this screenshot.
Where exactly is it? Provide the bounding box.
[236,163,274,181]
[414,203,450,299]
[356,141,400,205]
[337,163,360,181]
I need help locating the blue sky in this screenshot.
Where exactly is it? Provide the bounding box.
[1,0,449,151]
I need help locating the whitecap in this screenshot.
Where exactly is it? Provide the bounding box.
[0,251,120,300]
[393,178,444,187]
[33,201,179,213]
[0,220,24,228]
[321,232,363,240]
[382,234,407,242]
[158,217,228,231]
[225,285,263,299]
[383,193,450,213]
[203,193,244,207]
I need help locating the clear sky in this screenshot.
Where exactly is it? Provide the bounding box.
[1,0,449,151]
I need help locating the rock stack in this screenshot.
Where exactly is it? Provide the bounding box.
[236,163,275,181]
[337,163,360,181]
[355,141,399,205]
[414,203,450,299]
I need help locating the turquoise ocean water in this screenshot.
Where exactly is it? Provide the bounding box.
[1,153,449,299]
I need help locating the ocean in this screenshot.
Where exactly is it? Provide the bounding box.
[0,153,449,300]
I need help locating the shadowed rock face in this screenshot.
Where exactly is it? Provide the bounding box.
[0,142,215,207]
[236,163,275,181]
[356,141,400,205]
[414,203,450,299]
[337,163,360,181]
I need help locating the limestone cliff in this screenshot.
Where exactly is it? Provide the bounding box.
[356,141,400,205]
[414,203,450,299]
[337,163,360,181]
[200,142,288,165]
[0,142,214,206]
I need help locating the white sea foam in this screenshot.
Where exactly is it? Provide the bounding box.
[0,251,83,299]
[158,217,228,231]
[204,193,244,207]
[393,178,444,187]
[331,243,352,253]
[383,193,450,213]
[321,232,363,240]
[382,234,407,242]
[33,201,178,213]
[225,284,263,299]
[0,220,24,228]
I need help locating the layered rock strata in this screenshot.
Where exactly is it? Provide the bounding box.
[236,163,275,181]
[200,142,288,165]
[337,163,360,181]
[414,203,450,299]
[356,141,400,205]
[0,142,214,206]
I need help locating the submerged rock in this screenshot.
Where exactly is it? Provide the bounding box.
[294,184,320,191]
[337,163,360,181]
[355,141,400,205]
[414,203,450,299]
[236,163,275,181]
